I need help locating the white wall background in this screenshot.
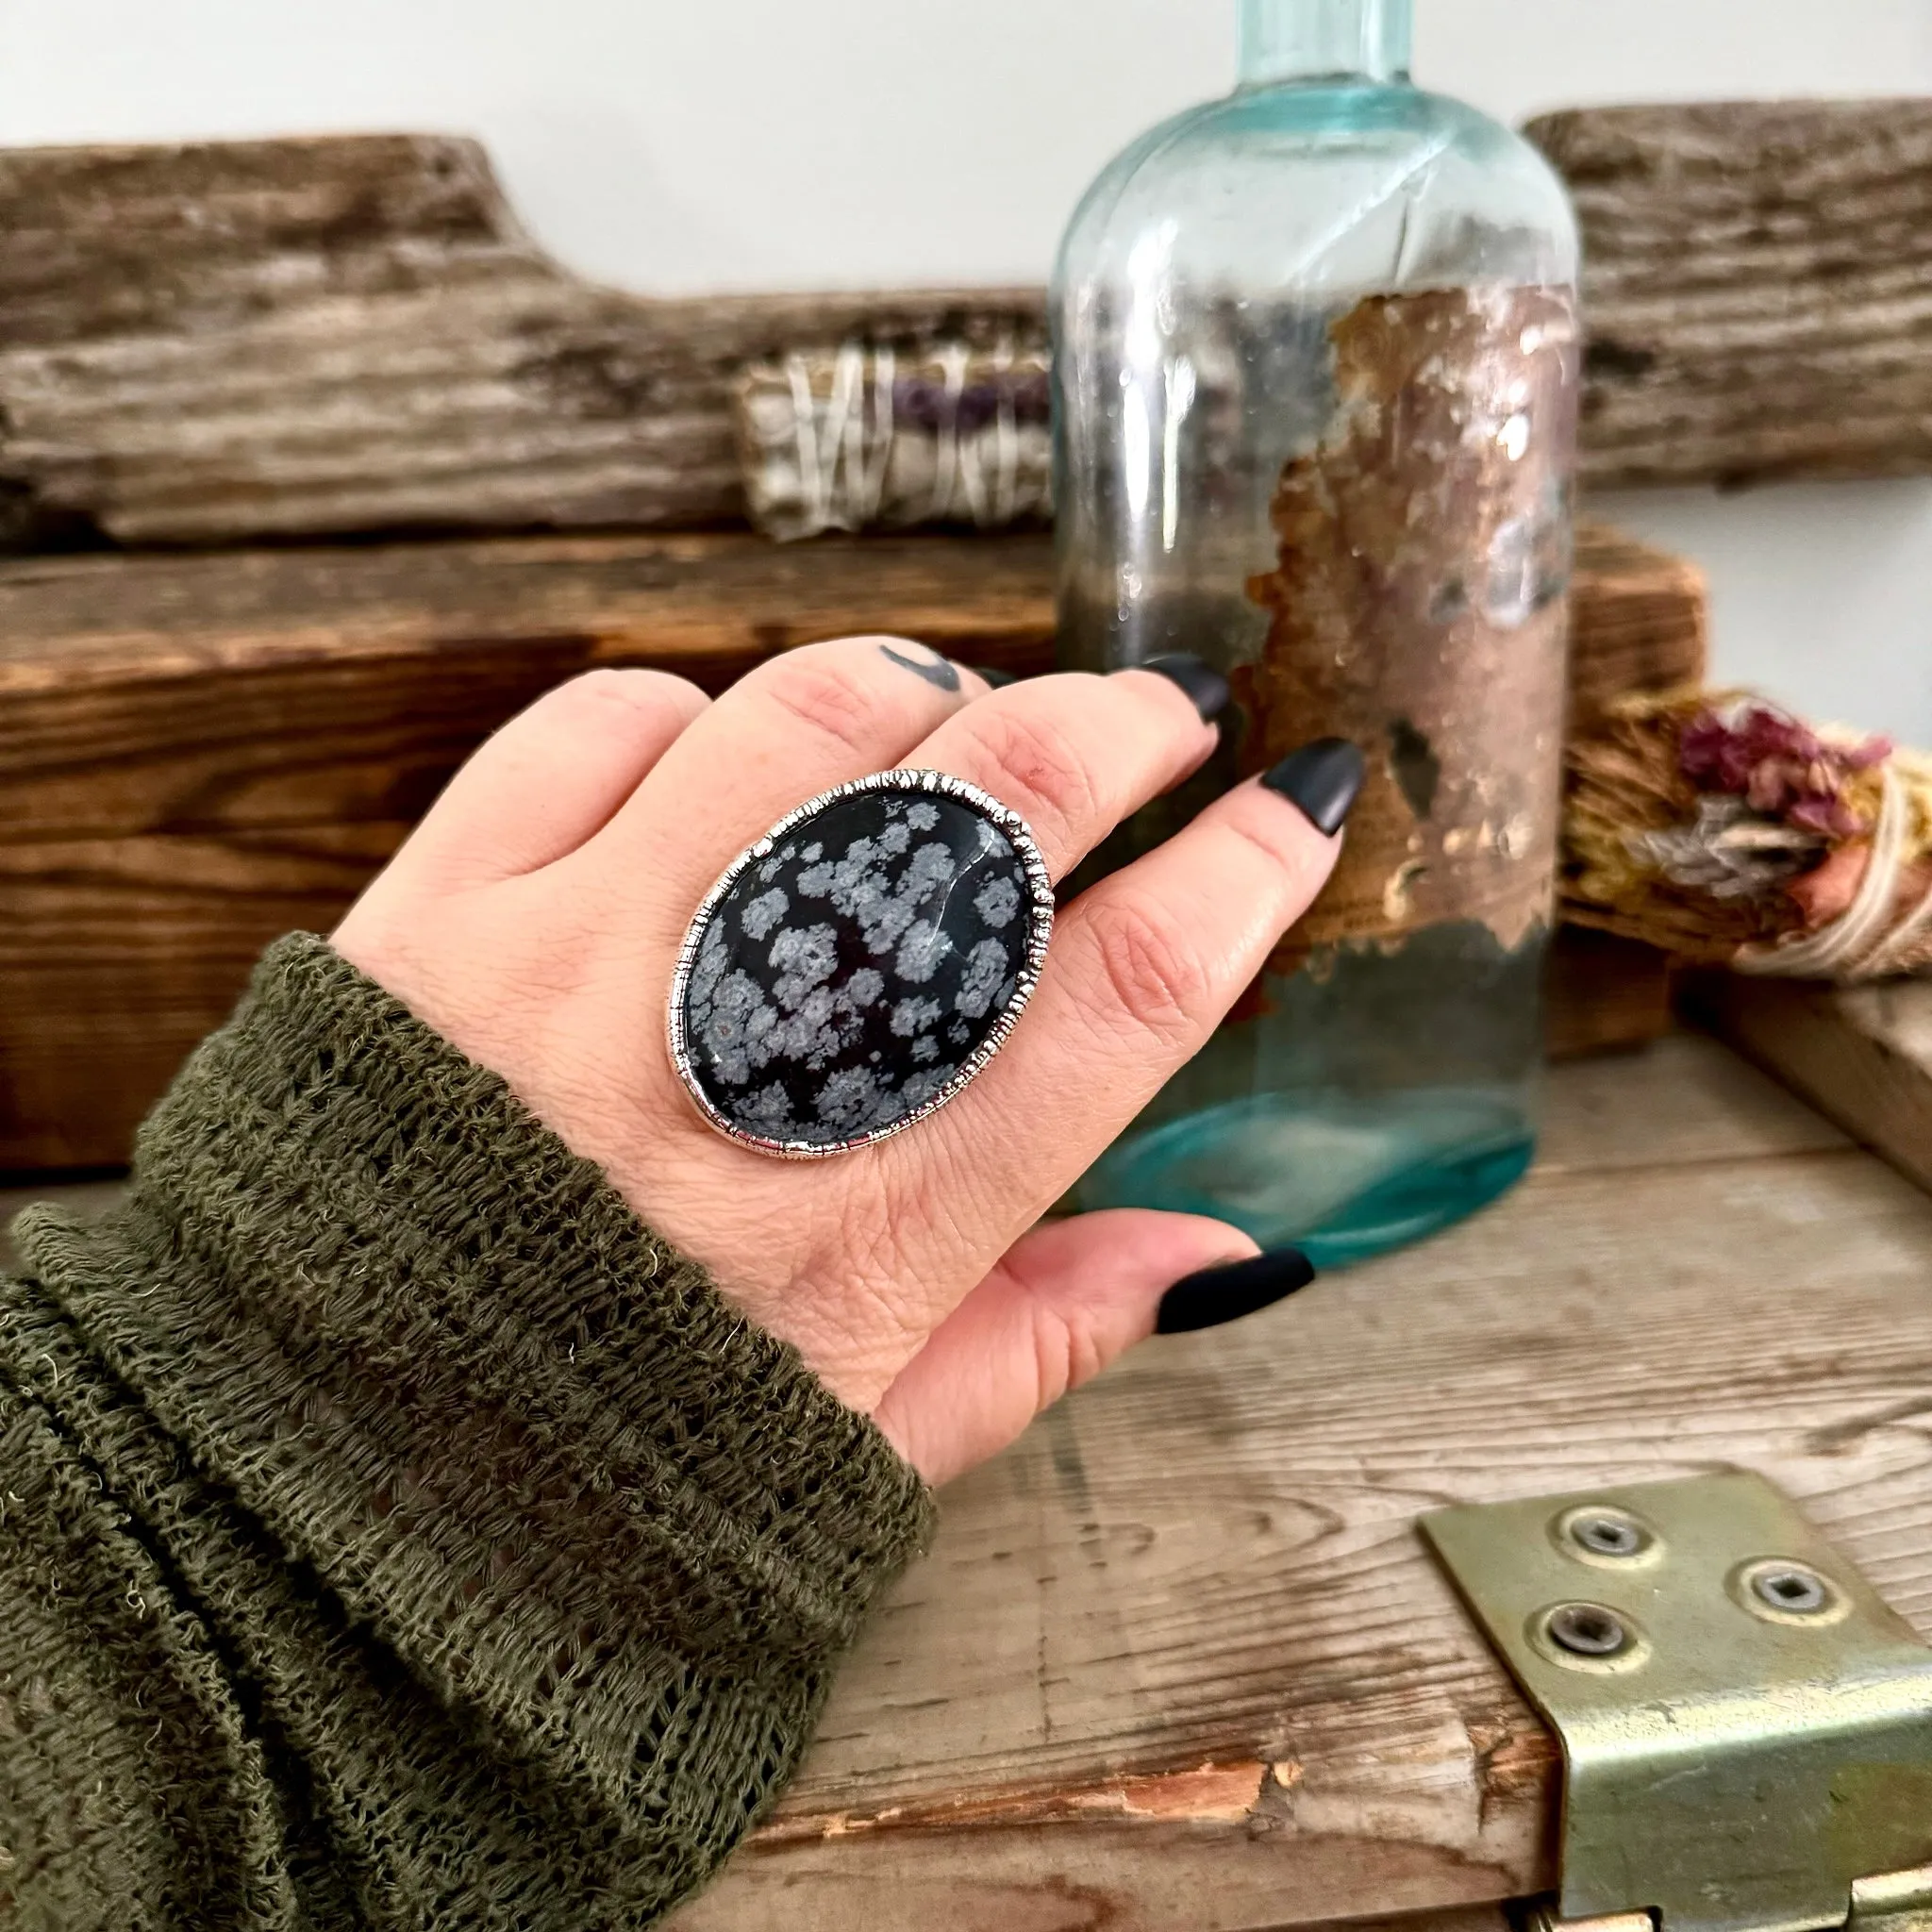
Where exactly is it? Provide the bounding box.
[1,0,1927,738]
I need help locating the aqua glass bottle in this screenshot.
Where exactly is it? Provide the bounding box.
[1054,0,1581,1268]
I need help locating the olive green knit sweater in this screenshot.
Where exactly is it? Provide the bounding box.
[0,935,935,1929]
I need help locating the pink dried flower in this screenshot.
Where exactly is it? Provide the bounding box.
[1788,797,1865,839]
[1680,706,1824,791]
[1678,703,1888,843]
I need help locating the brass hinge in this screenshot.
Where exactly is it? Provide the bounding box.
[1423,1473,1932,1932]
[1518,1873,1932,1932]
[1846,1868,1932,1932]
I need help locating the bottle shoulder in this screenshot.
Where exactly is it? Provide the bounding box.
[1054,82,1577,294]
[1072,82,1562,192]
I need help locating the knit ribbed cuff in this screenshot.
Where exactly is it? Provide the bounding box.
[14,933,933,1799]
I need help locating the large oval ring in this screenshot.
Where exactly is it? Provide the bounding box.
[667,770,1056,1158]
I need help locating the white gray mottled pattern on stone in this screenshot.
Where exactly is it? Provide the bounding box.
[678,782,1040,1149]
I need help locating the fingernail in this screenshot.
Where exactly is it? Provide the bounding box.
[1157,1249,1317,1336]
[968,664,1020,689]
[1138,654,1231,725]
[1262,739,1365,837]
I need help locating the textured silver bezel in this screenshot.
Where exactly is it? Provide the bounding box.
[666,768,1057,1159]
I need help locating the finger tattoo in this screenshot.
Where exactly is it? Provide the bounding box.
[878,643,962,692]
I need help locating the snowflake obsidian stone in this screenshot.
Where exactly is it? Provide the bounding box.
[668,771,1055,1156]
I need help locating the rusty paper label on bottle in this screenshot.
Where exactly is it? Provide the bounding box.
[1234,284,1582,971]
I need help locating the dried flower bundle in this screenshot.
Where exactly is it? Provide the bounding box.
[735,341,1051,541]
[1565,691,1932,980]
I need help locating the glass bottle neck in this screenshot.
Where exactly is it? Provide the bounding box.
[1236,0,1413,86]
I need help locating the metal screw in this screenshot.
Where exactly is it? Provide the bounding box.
[1547,1603,1631,1657]
[1571,1512,1649,1559]
[1751,1565,1831,1616]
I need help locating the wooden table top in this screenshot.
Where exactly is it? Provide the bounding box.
[9,1030,1930,1932]
[681,1030,1932,1932]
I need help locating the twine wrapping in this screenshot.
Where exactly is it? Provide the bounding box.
[1565,691,1932,984]
[735,340,1052,541]
[1738,767,1932,977]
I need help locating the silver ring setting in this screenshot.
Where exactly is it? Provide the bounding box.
[668,770,1055,1158]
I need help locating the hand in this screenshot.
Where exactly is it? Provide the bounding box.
[334,639,1350,1484]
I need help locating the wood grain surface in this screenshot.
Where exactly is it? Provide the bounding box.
[7,1037,1893,1932]
[0,135,1041,548]
[1696,974,1932,1196]
[0,525,1700,1171]
[1,110,1925,548]
[1541,928,1674,1064]
[1525,101,1932,489]
[661,1035,1926,1931]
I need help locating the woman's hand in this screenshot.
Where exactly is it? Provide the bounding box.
[334,639,1352,1484]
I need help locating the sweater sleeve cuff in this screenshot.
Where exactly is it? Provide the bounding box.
[13,932,934,1811]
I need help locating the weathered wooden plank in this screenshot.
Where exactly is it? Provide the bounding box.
[1561,531,1706,732]
[1263,1914,1510,1932]
[0,524,1701,1170]
[0,533,1058,843]
[1694,974,1932,1196]
[0,874,1671,1183]
[1542,928,1672,1063]
[673,1095,1932,1929]
[0,1024,1824,1237]
[1533,1030,1848,1174]
[1525,101,1932,489]
[0,135,1041,547]
[2,111,1925,547]
[0,825,404,1173]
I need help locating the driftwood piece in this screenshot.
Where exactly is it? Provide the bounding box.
[2,108,1928,548]
[0,136,1042,548]
[1525,101,1932,489]
[0,525,1700,1171]
[1692,974,1932,1197]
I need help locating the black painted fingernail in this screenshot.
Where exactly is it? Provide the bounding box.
[1139,654,1231,724]
[1262,739,1365,837]
[1156,1249,1317,1336]
[968,664,1020,689]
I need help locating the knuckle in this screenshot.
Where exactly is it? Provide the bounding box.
[966,704,1107,840]
[757,651,887,756]
[1084,890,1217,1041]
[551,666,705,731]
[564,666,647,705]
[1218,789,1338,905]
[1029,1301,1108,1410]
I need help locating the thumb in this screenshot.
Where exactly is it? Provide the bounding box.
[871,1211,1313,1487]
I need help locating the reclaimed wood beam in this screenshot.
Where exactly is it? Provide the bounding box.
[0,135,1042,549]
[1525,100,1932,489]
[1692,974,1932,1198]
[0,524,1700,1171]
[3,108,1928,547]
